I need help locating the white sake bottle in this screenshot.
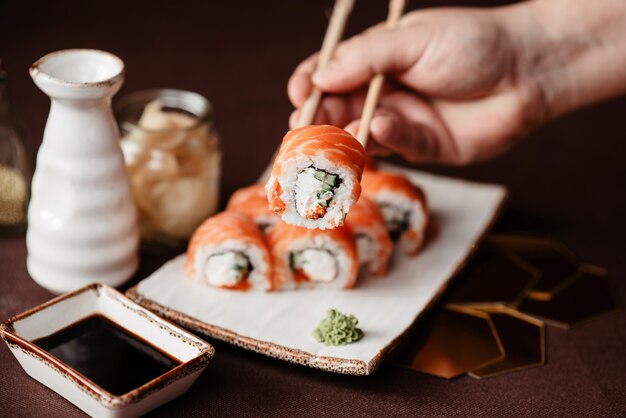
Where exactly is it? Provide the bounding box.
[28,49,139,293]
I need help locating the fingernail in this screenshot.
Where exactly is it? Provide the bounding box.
[311,71,325,86]
[312,63,335,85]
[370,115,395,140]
[289,111,299,129]
[344,120,360,137]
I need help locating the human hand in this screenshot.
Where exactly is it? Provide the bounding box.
[288,7,552,165]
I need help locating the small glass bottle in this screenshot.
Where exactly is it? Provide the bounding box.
[115,89,221,248]
[0,62,29,233]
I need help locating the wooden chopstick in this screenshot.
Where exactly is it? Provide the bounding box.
[355,0,406,146]
[297,0,355,128]
[258,0,355,183]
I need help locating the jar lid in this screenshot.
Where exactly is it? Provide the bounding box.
[114,89,214,134]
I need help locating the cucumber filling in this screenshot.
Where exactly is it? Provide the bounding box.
[290,248,337,282]
[295,168,340,220]
[203,251,251,287]
[379,203,410,241]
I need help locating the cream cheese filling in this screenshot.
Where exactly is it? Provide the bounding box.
[203,251,249,287]
[294,168,338,219]
[292,248,337,282]
[379,203,409,240]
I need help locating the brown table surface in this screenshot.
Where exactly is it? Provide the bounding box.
[1,1,625,416]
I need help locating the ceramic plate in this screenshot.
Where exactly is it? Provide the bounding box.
[127,164,507,375]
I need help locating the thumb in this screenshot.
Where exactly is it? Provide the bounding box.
[312,25,427,93]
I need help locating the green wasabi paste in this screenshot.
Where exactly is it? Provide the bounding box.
[312,309,363,346]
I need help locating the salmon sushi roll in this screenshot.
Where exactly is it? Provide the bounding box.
[226,183,279,233]
[267,222,358,290]
[361,170,429,255]
[345,196,393,276]
[266,125,366,230]
[185,211,274,291]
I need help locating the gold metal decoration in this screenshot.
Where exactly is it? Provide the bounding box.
[518,267,617,329]
[489,235,581,301]
[444,244,539,308]
[388,234,614,379]
[467,306,545,378]
[387,306,504,379]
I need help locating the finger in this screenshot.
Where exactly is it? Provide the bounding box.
[318,90,370,126]
[289,109,300,130]
[360,89,457,164]
[343,119,391,156]
[343,119,360,137]
[287,22,388,108]
[289,93,361,129]
[313,95,350,126]
[290,88,370,130]
[363,21,386,35]
[379,91,459,163]
[287,52,319,107]
[367,142,394,157]
[368,111,433,163]
[312,26,428,93]
[366,135,394,157]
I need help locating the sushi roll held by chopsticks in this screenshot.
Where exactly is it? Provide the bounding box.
[185,211,274,291]
[267,221,358,290]
[266,125,366,230]
[264,0,366,230]
[265,0,406,232]
[361,170,429,255]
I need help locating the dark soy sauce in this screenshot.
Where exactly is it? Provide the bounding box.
[33,314,181,396]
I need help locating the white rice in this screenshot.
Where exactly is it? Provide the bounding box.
[273,153,357,230]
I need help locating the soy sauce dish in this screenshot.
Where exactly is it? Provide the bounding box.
[0,283,214,418]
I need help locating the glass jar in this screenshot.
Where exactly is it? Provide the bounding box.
[115,89,221,247]
[0,63,29,233]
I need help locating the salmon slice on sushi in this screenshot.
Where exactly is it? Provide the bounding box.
[361,170,429,255]
[267,221,358,290]
[344,196,393,276]
[266,125,366,230]
[226,183,279,233]
[185,211,274,291]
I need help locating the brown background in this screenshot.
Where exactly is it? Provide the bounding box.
[1,0,625,416]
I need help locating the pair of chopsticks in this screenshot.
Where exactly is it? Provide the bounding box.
[297,0,406,148]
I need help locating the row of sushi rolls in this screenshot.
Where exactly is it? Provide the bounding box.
[185,125,429,291]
